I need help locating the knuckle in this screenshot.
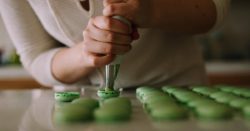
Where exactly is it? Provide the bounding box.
[106,32,115,42]
[103,17,112,29]
[104,44,113,54]
[107,5,115,13]
[89,57,99,67]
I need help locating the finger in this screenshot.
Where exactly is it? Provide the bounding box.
[103,0,125,7]
[92,16,130,35]
[88,21,132,44]
[103,3,132,20]
[83,33,132,55]
[86,53,115,67]
[132,27,140,40]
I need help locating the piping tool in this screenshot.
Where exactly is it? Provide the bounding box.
[105,16,132,91]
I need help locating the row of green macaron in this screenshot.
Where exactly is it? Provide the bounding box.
[137,85,250,121]
[54,96,132,124]
[162,86,233,120]
[136,87,189,121]
[191,86,250,119]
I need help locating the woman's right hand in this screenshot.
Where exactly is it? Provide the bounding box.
[79,16,135,68]
[52,16,138,84]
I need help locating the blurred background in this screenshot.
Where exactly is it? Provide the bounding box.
[0,0,249,89]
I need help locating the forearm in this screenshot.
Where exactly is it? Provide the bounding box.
[52,44,94,84]
[151,0,217,34]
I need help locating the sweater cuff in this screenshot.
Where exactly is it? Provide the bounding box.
[209,0,231,32]
[30,48,66,87]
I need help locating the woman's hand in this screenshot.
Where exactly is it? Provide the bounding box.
[52,16,136,84]
[103,0,152,27]
[80,16,134,67]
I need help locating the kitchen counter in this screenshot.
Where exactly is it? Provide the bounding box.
[1,87,250,131]
[0,66,41,89]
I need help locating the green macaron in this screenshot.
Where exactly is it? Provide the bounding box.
[53,104,92,124]
[94,106,131,122]
[161,86,181,94]
[140,92,166,103]
[54,92,80,102]
[150,105,188,121]
[229,98,250,109]
[195,104,233,120]
[215,85,236,93]
[191,86,219,96]
[136,86,156,96]
[143,95,174,105]
[173,91,202,103]
[103,97,131,105]
[243,105,250,119]
[210,92,232,99]
[242,92,250,98]
[187,99,217,108]
[97,89,120,99]
[214,94,239,104]
[102,97,132,112]
[72,98,99,110]
[146,101,178,113]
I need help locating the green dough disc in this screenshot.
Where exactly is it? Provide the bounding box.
[97,89,120,99]
[72,98,99,110]
[195,104,233,120]
[150,106,188,121]
[54,92,80,102]
[53,104,92,124]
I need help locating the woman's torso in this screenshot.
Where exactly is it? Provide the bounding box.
[27,0,207,88]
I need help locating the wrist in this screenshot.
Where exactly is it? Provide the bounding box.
[71,43,95,72]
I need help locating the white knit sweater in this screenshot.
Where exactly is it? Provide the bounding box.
[0,0,230,88]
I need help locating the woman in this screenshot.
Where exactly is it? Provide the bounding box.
[0,0,230,88]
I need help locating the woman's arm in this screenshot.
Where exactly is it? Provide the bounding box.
[0,0,65,87]
[52,16,134,84]
[150,0,217,34]
[103,0,230,34]
[0,0,134,85]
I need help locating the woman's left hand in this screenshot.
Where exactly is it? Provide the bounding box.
[103,0,152,27]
